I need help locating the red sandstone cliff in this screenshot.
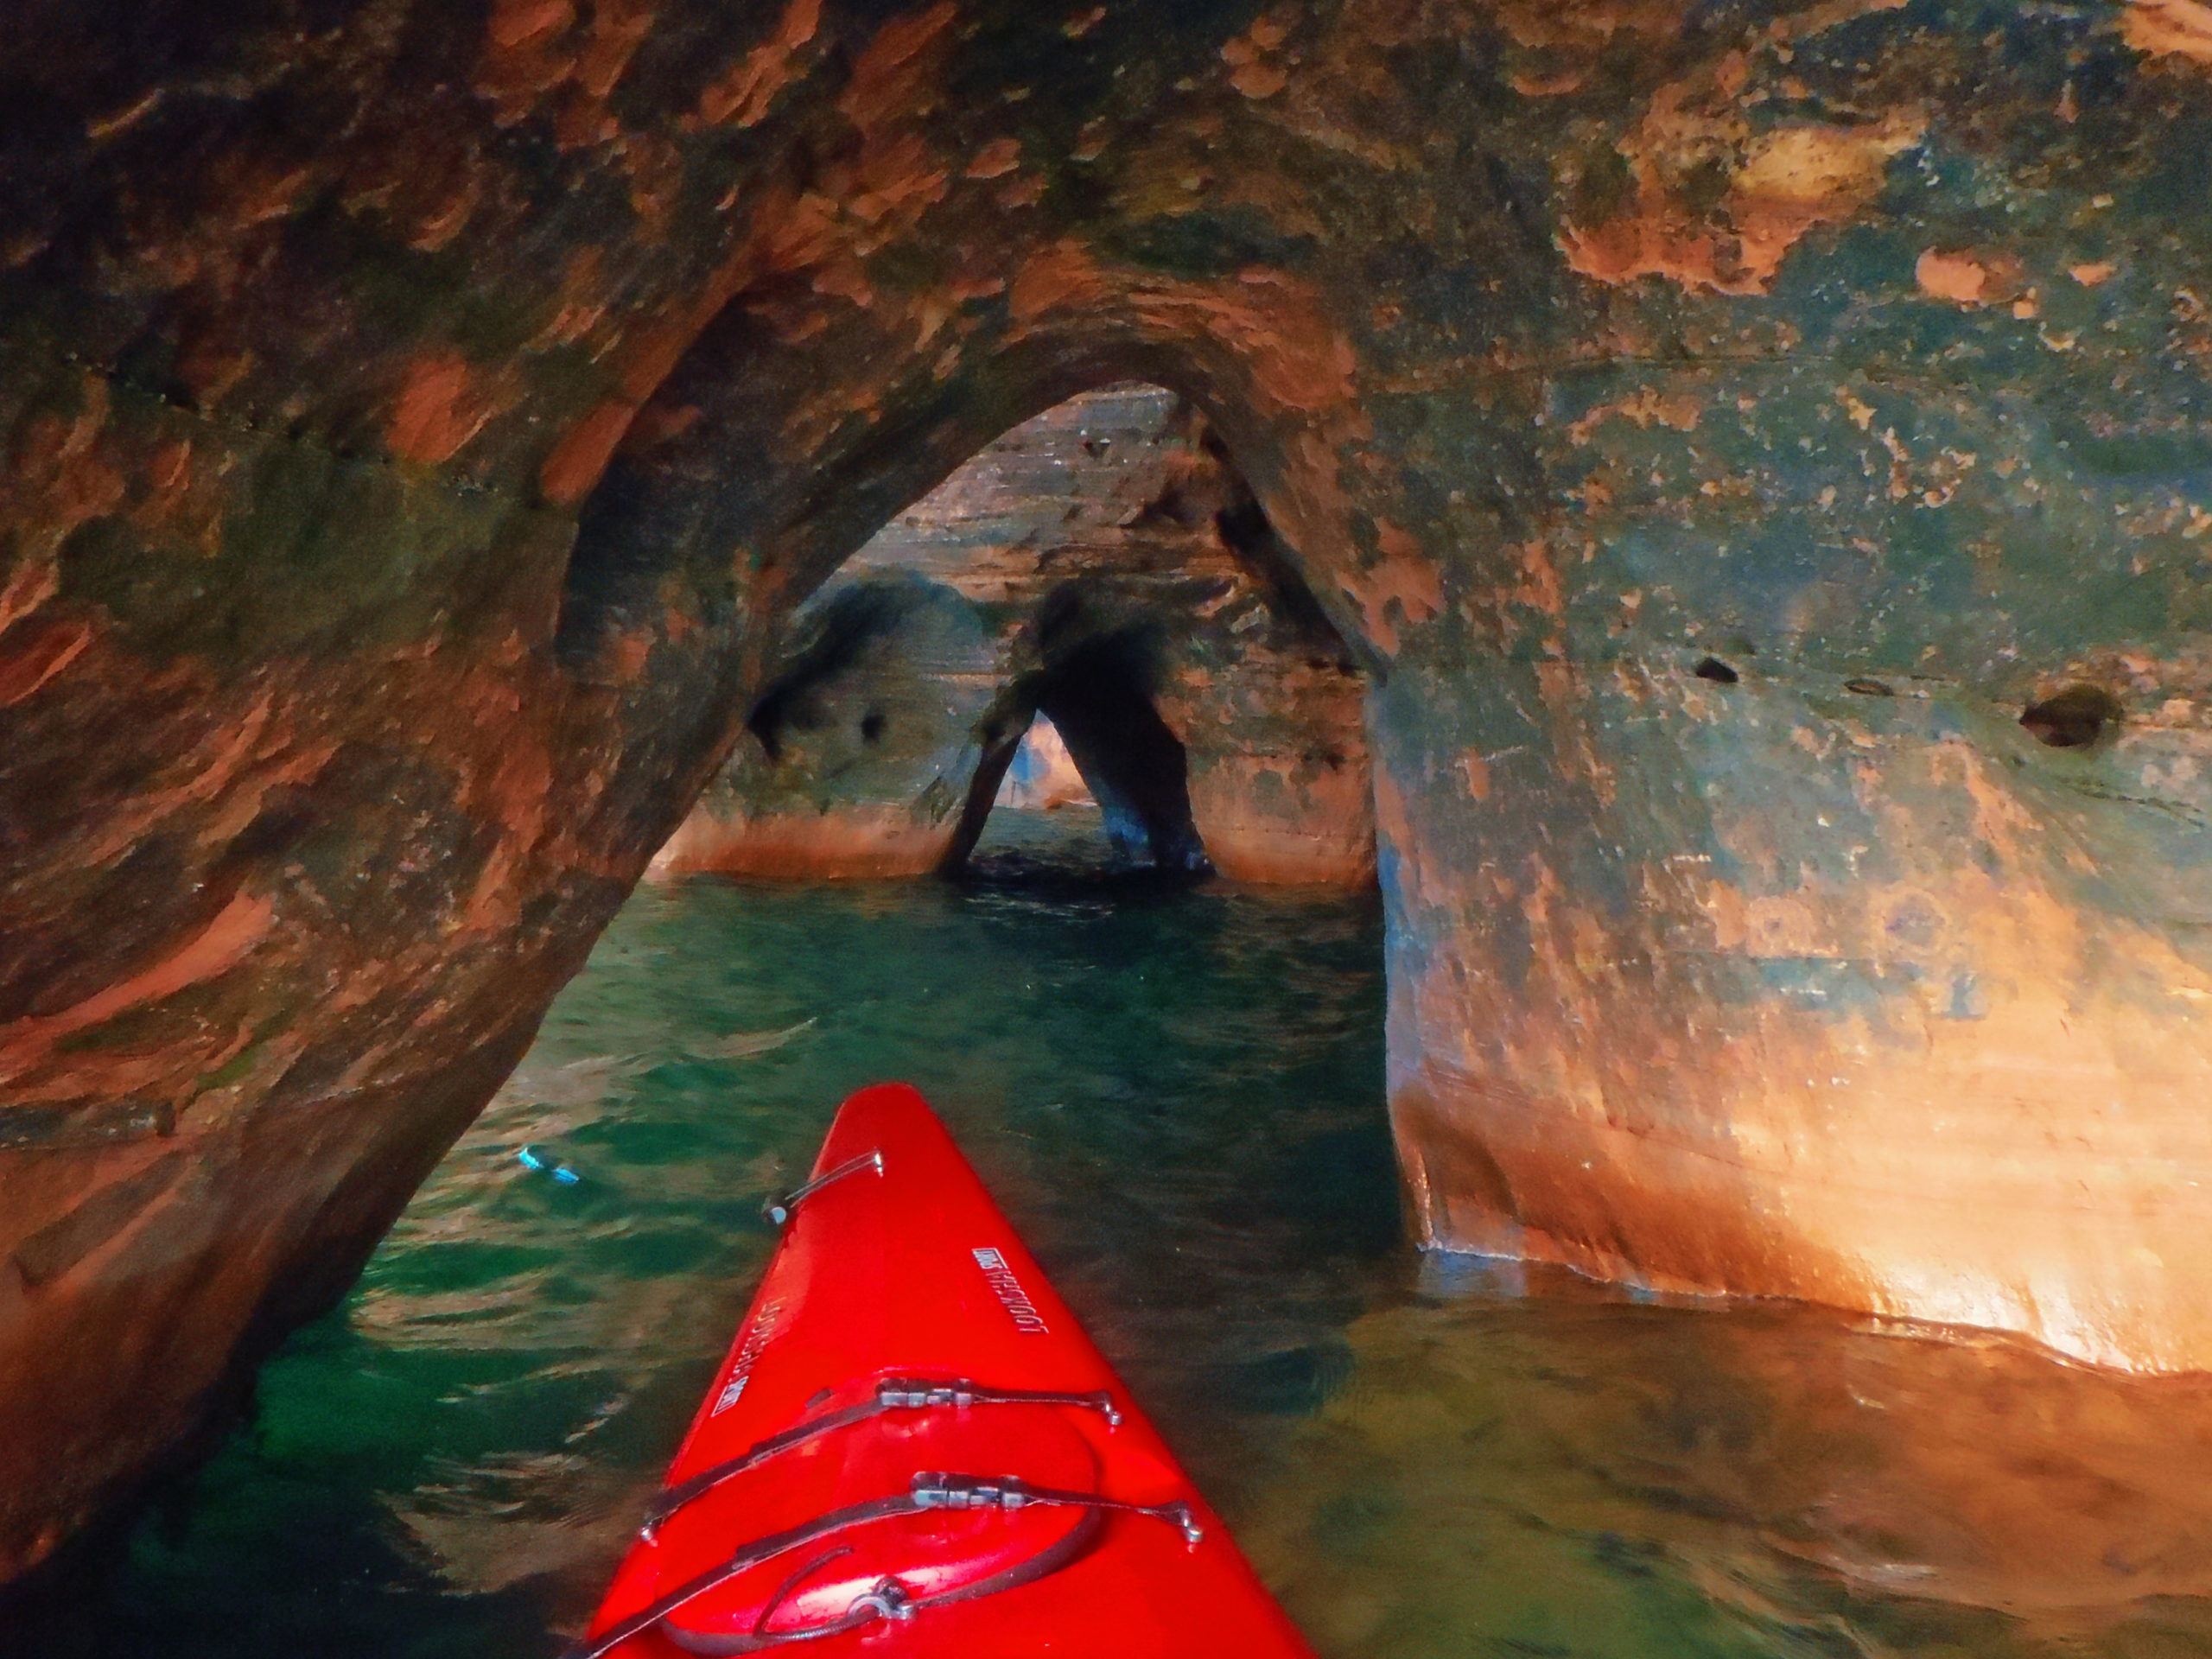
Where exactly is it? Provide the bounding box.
[3,0,2212,1584]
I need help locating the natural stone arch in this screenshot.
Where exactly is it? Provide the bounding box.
[648,382,1376,886]
[0,17,1421,1568]
[534,282,1395,896]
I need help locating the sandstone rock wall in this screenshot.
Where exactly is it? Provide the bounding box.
[3,0,2212,1580]
[650,384,1376,883]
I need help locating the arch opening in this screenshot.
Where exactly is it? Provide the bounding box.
[939,628,1209,880]
[1031,630,1207,874]
[650,382,1376,891]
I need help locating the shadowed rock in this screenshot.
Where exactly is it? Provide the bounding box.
[651,385,1374,882]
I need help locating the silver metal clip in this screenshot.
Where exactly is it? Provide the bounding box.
[849,1577,916,1623]
[765,1149,883,1225]
[908,1472,1204,1546]
[874,1377,1121,1427]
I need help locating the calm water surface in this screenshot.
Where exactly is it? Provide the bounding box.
[75,811,2212,1656]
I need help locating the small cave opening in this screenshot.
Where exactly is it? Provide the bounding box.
[2021,683,2123,749]
[995,714,1093,815]
[950,629,1211,880]
[1035,642,1208,875]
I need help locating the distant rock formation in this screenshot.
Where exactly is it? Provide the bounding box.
[649,386,1374,886]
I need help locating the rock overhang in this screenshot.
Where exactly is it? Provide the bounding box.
[3,0,2212,1588]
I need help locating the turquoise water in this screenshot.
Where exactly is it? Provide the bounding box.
[63,811,2212,1656]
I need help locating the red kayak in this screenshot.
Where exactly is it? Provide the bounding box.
[569,1083,1315,1657]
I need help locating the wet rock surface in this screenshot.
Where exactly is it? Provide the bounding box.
[3,0,2212,1581]
[652,384,1374,882]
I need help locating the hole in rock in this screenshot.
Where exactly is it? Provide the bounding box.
[1694,656,1739,684]
[2021,683,2122,748]
[994,715,1092,813]
[968,713,1117,868]
[652,383,1375,889]
[979,627,1211,877]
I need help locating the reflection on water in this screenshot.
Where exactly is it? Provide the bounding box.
[1245,1282,2212,1659]
[63,812,2212,1657]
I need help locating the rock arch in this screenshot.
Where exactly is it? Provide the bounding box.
[3,0,2212,1590]
[648,383,1375,886]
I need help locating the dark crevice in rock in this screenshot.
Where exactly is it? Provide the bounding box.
[1033,631,1208,876]
[2022,683,2124,750]
[1205,454,1357,671]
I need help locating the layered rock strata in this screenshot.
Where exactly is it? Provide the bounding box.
[650,384,1374,882]
[3,0,2212,1580]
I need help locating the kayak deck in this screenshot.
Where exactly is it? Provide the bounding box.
[574,1083,1314,1657]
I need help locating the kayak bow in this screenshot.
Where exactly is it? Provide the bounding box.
[572,1083,1315,1657]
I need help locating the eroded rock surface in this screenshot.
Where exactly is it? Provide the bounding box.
[4,0,2212,1580]
[652,384,1375,882]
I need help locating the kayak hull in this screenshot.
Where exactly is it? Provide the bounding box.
[577,1083,1315,1657]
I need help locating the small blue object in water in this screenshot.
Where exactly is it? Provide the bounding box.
[518,1146,581,1184]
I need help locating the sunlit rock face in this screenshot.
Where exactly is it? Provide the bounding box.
[996,717,1090,813]
[651,384,1375,881]
[4,0,2212,1580]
